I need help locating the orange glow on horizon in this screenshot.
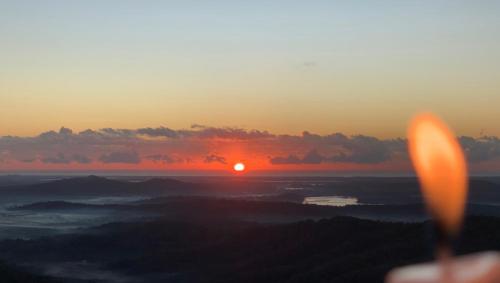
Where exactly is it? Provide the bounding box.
[408,113,468,235]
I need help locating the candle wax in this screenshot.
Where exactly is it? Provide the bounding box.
[386,252,500,283]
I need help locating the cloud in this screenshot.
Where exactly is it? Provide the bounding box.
[72,154,92,164]
[99,151,141,164]
[270,134,395,164]
[1,125,500,171]
[302,149,324,164]
[271,149,324,164]
[38,127,75,142]
[41,153,92,164]
[460,136,500,162]
[204,154,227,164]
[190,126,273,140]
[59,127,73,135]
[41,153,71,164]
[137,127,179,138]
[190,124,206,129]
[134,125,274,140]
[102,128,138,138]
[145,154,183,164]
[270,154,302,164]
[328,135,392,164]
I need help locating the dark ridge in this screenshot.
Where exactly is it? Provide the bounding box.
[0,175,196,197]
[9,201,127,211]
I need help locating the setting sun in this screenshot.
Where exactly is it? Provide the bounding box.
[233,162,245,172]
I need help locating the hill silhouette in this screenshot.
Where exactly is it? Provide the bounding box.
[0,175,198,197]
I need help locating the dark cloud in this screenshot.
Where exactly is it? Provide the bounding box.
[0,151,8,163]
[328,135,392,164]
[270,134,394,164]
[269,133,500,165]
[80,125,274,140]
[41,153,71,164]
[72,154,92,164]
[38,130,62,141]
[135,126,272,140]
[145,154,183,164]
[270,149,325,165]
[269,154,302,164]
[191,127,274,140]
[204,154,227,164]
[99,151,141,164]
[460,136,500,162]
[2,126,500,170]
[137,127,178,138]
[302,149,324,164]
[41,153,92,164]
[99,128,136,137]
[4,126,274,145]
[190,124,206,129]
[59,127,73,135]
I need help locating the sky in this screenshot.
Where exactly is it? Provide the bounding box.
[1,1,500,174]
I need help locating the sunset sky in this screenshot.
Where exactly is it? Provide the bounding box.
[1,1,500,174]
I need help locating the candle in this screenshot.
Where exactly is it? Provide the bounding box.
[386,113,500,283]
[386,252,500,283]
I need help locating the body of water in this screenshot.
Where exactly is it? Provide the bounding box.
[303,196,359,207]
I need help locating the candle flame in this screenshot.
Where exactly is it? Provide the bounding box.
[408,113,468,235]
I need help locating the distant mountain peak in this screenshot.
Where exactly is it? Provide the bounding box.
[87,175,104,180]
[63,175,115,183]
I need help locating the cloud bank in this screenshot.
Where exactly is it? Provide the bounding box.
[0,126,499,172]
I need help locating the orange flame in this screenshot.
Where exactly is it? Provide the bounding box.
[408,113,468,235]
